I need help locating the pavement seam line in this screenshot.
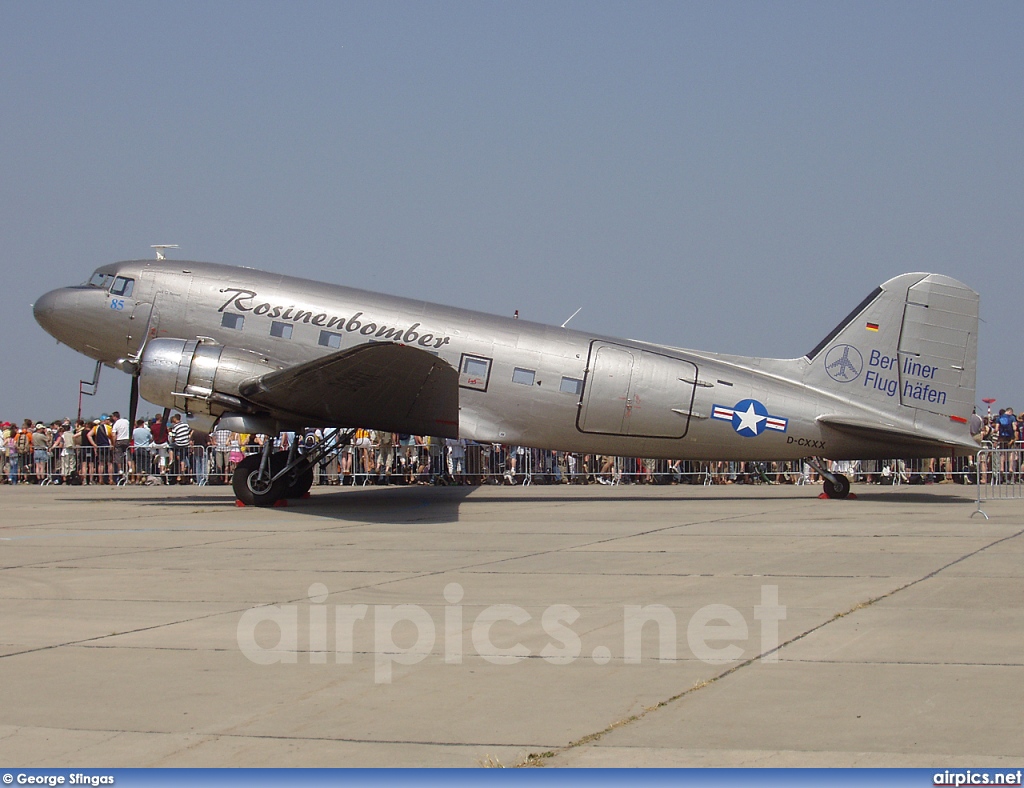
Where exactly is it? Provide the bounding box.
[3,723,554,750]
[517,524,1024,767]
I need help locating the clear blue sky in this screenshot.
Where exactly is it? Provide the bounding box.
[3,1,1022,421]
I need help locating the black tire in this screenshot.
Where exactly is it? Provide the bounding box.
[283,464,314,498]
[823,473,851,499]
[232,453,285,507]
[265,451,314,498]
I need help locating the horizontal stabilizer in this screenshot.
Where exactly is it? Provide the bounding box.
[817,414,976,455]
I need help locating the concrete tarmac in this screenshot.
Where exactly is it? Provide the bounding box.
[0,481,1021,767]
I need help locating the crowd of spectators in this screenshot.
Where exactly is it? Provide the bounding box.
[0,407,1019,488]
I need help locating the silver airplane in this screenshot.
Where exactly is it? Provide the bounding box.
[33,260,979,505]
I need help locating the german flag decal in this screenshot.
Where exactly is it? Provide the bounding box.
[865,322,879,332]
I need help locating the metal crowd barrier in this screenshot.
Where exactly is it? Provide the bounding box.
[0,445,235,487]
[0,440,997,493]
[971,446,1024,519]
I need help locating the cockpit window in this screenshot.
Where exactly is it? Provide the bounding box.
[88,272,111,288]
[110,276,134,298]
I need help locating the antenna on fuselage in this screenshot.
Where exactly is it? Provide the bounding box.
[151,244,179,260]
[560,307,582,328]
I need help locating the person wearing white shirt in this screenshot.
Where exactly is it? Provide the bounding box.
[110,411,131,481]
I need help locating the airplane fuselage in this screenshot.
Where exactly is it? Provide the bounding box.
[34,260,978,462]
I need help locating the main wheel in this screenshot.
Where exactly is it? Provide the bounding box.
[283,463,314,498]
[823,473,851,499]
[232,453,286,507]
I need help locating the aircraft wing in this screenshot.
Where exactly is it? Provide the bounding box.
[238,343,459,438]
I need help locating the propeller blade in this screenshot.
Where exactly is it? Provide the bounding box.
[129,374,140,428]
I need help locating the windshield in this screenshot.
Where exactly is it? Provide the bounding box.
[87,271,111,288]
[110,276,134,297]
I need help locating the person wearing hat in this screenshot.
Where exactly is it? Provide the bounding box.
[59,421,77,484]
[88,416,113,484]
[32,423,52,484]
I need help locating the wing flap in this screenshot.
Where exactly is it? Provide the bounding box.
[240,343,459,438]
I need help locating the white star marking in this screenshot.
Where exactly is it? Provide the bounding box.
[734,403,766,435]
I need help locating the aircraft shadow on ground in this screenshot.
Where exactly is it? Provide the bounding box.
[850,489,975,504]
[57,485,473,525]
[57,483,976,525]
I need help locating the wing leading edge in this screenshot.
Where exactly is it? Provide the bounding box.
[239,343,459,438]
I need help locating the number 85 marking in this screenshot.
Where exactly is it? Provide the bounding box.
[109,299,125,311]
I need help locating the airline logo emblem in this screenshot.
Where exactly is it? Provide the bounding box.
[712,399,788,437]
[824,344,864,383]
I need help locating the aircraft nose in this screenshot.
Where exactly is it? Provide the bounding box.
[33,287,71,339]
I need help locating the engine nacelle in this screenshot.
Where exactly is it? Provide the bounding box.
[138,338,285,417]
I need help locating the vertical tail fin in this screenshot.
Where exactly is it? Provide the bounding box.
[805,273,978,421]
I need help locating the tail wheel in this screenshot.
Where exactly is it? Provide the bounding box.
[232,453,286,507]
[823,473,851,499]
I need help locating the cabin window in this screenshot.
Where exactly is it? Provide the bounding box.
[318,330,342,349]
[221,313,244,330]
[459,354,492,391]
[512,367,536,386]
[270,321,293,339]
[109,276,134,298]
[560,376,583,395]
